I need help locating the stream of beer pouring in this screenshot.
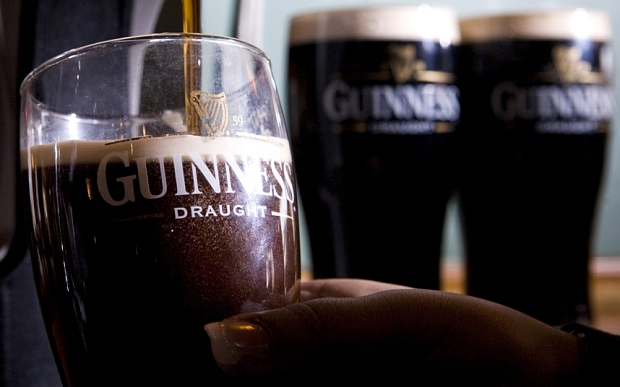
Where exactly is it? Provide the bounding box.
[181,0,258,135]
[182,0,201,135]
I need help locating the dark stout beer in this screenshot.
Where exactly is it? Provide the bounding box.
[24,135,300,386]
[288,6,460,288]
[457,10,613,325]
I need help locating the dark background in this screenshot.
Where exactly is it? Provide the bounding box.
[0,1,184,385]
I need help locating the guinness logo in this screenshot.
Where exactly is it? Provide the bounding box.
[540,45,605,84]
[386,44,454,84]
[189,91,229,138]
[387,44,426,83]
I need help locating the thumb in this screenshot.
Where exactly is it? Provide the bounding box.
[205,290,424,375]
[205,289,420,378]
[204,289,583,384]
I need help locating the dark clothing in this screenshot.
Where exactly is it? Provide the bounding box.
[561,323,620,385]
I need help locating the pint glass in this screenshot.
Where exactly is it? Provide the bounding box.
[21,34,300,386]
[288,6,460,288]
[457,10,613,325]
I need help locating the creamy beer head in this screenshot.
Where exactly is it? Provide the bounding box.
[289,5,461,45]
[460,9,611,42]
[27,134,293,167]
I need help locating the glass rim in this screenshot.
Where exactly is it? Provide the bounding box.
[289,4,460,45]
[20,33,270,96]
[460,8,612,43]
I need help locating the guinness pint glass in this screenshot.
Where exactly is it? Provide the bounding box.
[457,10,613,325]
[288,6,460,288]
[21,34,300,386]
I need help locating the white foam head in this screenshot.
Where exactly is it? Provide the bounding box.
[25,135,292,168]
[460,9,612,43]
[289,5,460,46]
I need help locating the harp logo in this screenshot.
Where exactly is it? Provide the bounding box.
[386,44,426,83]
[190,91,229,138]
[542,45,606,84]
[386,44,454,84]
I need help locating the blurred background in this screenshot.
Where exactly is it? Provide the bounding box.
[1,0,619,386]
[189,0,620,275]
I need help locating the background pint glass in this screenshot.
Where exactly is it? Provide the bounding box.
[21,34,300,386]
[457,10,613,326]
[288,6,460,288]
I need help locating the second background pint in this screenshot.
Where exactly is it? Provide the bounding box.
[457,10,613,326]
[288,6,460,288]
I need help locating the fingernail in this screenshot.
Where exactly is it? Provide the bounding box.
[204,320,270,366]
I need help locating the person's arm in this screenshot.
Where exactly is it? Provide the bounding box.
[205,279,596,385]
